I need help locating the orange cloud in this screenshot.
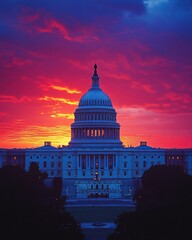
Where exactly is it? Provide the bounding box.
[0,123,71,148]
[39,96,78,105]
[51,113,74,119]
[51,85,81,94]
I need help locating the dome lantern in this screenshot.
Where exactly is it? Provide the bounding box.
[91,63,100,89]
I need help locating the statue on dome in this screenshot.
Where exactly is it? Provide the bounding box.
[94,63,98,76]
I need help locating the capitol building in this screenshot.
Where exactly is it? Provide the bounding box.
[0,65,192,199]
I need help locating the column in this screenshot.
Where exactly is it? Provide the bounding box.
[78,155,81,168]
[105,155,108,168]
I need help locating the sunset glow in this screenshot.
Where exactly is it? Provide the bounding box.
[0,0,192,149]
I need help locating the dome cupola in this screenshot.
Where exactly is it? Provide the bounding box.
[78,64,113,108]
[69,64,122,148]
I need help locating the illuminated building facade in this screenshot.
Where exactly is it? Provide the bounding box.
[1,65,192,199]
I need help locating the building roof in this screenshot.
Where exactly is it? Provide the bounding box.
[78,64,113,109]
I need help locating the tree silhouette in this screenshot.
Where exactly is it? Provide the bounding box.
[0,165,84,240]
[108,165,192,240]
[28,161,48,180]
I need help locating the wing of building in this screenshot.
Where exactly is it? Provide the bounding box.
[1,65,192,199]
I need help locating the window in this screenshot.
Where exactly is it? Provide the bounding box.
[51,156,54,159]
[82,157,86,169]
[135,161,139,168]
[136,156,138,159]
[68,172,71,176]
[51,171,54,176]
[90,155,94,169]
[143,161,146,168]
[43,161,47,168]
[136,171,138,176]
[83,172,85,176]
[124,162,127,168]
[68,162,71,168]
[100,156,104,169]
[110,172,112,176]
[51,162,54,168]
[95,162,99,169]
[108,157,113,169]
[58,161,62,168]
[109,162,113,169]
[124,171,127,176]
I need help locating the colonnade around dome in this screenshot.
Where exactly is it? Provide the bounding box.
[71,127,120,139]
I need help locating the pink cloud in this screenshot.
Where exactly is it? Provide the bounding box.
[11,57,32,67]
[36,18,87,42]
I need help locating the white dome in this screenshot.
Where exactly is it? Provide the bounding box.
[69,64,122,148]
[78,88,113,108]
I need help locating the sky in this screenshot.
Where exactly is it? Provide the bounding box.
[0,0,192,149]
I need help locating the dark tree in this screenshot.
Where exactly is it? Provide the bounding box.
[0,165,84,240]
[108,165,192,240]
[52,177,63,199]
[135,165,192,210]
[28,161,48,180]
[52,177,66,212]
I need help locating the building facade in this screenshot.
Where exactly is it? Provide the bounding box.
[0,65,191,199]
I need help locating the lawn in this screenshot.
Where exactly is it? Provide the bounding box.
[66,205,135,222]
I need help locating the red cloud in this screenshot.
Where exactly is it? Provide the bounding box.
[36,19,86,42]
[11,58,32,67]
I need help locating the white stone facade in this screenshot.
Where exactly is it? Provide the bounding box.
[24,66,166,199]
[1,65,191,199]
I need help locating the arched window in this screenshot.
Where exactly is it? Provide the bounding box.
[143,161,146,167]
[51,161,54,168]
